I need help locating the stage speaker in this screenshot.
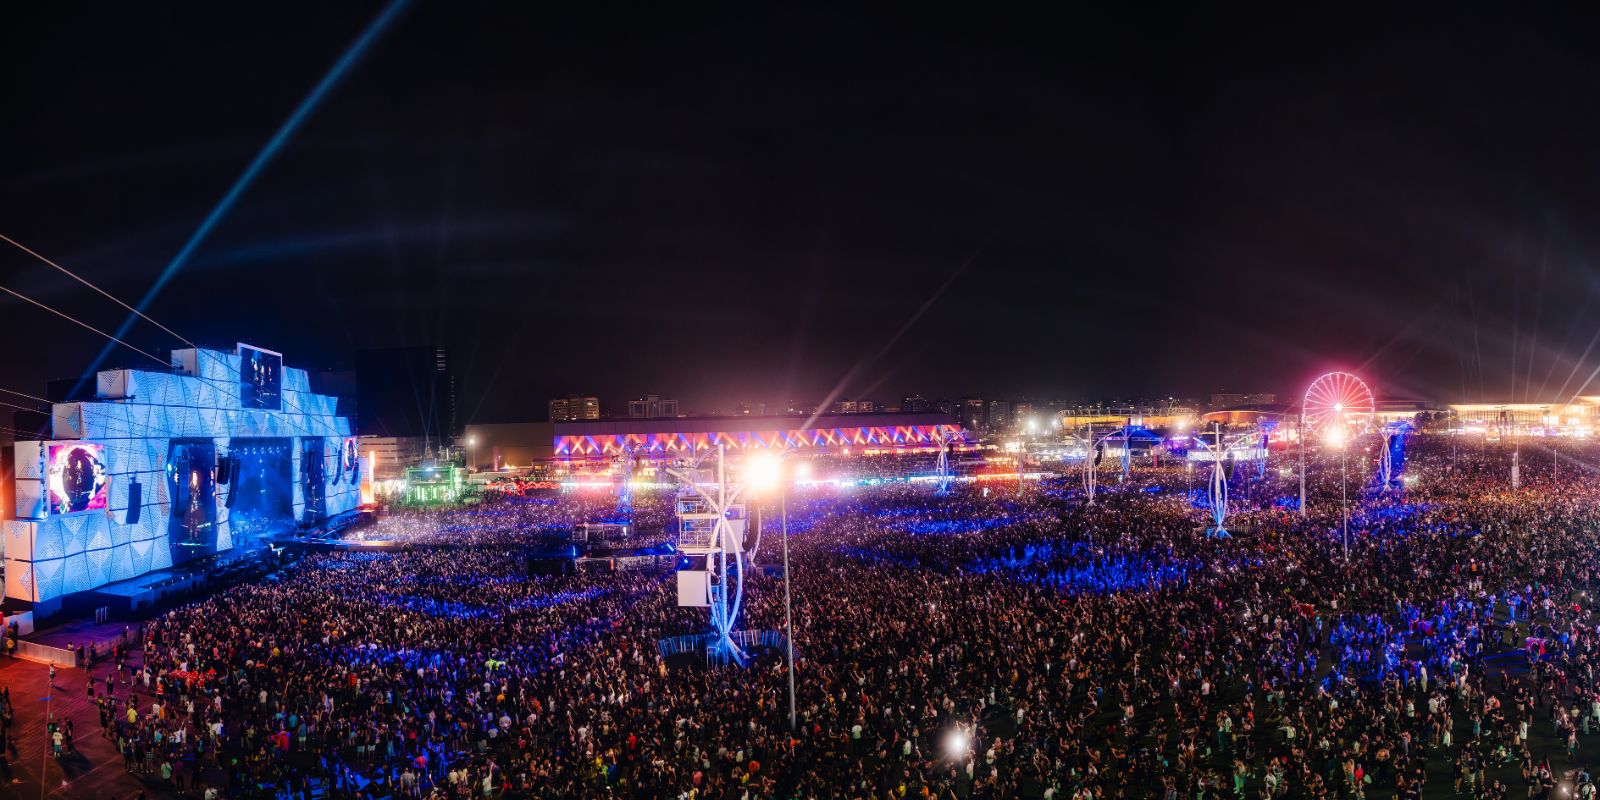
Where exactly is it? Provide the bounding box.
[217,456,232,485]
[225,478,238,509]
[126,480,142,524]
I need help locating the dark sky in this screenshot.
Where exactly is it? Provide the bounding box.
[6,4,1600,422]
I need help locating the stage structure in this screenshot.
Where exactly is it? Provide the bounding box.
[615,444,640,515]
[554,413,961,460]
[5,345,358,607]
[668,445,754,666]
[404,464,465,504]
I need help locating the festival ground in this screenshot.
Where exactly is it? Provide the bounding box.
[0,436,1593,798]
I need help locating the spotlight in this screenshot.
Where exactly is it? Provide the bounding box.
[943,729,970,759]
[746,455,782,490]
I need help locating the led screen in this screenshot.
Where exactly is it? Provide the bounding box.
[230,438,294,546]
[167,439,217,564]
[343,438,360,485]
[301,438,326,522]
[237,343,283,411]
[47,443,109,515]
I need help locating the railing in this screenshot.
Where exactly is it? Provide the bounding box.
[676,498,711,515]
[657,633,706,659]
[15,642,75,667]
[677,519,718,551]
[15,624,144,668]
[729,629,788,652]
[657,629,792,666]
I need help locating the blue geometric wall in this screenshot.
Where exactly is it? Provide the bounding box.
[5,347,358,602]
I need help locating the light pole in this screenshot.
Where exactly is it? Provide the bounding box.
[749,454,797,730]
[1324,426,1349,560]
[1298,408,1306,516]
[781,475,795,730]
[1341,444,1348,561]
[467,436,477,472]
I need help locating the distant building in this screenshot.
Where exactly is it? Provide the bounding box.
[359,435,428,481]
[1014,401,1036,430]
[462,422,556,470]
[629,394,679,419]
[986,399,1011,432]
[830,399,876,414]
[1210,392,1277,409]
[959,398,986,433]
[901,395,930,413]
[549,394,601,422]
[355,346,457,444]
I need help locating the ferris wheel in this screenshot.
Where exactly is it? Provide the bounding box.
[1302,371,1375,436]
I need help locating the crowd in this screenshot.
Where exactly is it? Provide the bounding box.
[348,493,675,548]
[19,435,1600,799]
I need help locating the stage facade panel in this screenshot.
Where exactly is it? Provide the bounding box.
[6,346,359,603]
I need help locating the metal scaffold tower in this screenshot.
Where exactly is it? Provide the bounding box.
[615,444,640,516]
[667,445,752,666]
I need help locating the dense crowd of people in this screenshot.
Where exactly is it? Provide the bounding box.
[17,435,1600,799]
[349,493,675,548]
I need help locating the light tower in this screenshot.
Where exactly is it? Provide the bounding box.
[615,444,640,516]
[667,445,755,665]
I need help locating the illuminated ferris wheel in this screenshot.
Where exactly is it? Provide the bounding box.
[1302,371,1375,436]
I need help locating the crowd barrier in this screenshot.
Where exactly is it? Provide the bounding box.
[14,625,143,668]
[15,641,75,668]
[657,629,791,667]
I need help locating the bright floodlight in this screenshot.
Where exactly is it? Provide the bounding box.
[1323,426,1347,447]
[944,729,970,759]
[747,455,782,490]
[794,461,813,481]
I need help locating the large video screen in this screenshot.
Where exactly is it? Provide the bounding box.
[342,438,360,486]
[230,438,294,546]
[237,343,283,411]
[47,443,109,515]
[167,439,217,564]
[301,438,326,523]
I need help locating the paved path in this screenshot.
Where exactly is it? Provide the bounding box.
[0,646,208,800]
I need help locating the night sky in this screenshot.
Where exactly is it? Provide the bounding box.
[6,4,1600,422]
